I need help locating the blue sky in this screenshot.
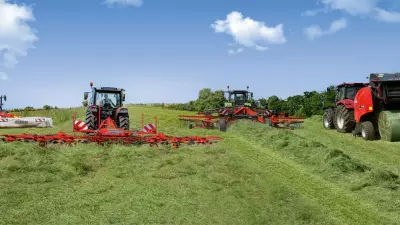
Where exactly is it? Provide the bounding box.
[0,0,399,109]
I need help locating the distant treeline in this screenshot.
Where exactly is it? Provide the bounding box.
[5,105,59,112]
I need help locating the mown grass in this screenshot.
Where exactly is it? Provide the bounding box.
[0,106,399,224]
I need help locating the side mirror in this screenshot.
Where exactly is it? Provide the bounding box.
[3,96,6,101]
[251,93,253,98]
[122,94,126,101]
[84,92,88,100]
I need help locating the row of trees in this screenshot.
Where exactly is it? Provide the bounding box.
[161,86,336,118]
[7,105,59,112]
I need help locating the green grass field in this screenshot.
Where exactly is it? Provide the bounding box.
[1,106,400,224]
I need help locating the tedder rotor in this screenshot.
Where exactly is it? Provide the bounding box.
[179,86,304,132]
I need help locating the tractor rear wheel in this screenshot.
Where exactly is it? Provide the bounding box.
[323,109,335,129]
[85,110,97,130]
[219,118,227,132]
[335,105,354,133]
[361,121,376,141]
[118,114,130,130]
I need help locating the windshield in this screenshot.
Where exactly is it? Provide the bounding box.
[95,92,121,108]
[346,87,361,100]
[237,93,247,100]
[227,93,247,101]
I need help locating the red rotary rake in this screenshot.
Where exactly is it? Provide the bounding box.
[0,113,223,148]
[179,86,304,132]
[179,107,304,131]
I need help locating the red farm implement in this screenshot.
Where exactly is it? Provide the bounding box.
[0,82,223,148]
[0,112,223,148]
[179,107,304,131]
[179,86,304,131]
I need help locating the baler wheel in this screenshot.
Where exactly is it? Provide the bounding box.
[361,121,376,141]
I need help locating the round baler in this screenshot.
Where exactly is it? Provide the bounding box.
[353,73,400,141]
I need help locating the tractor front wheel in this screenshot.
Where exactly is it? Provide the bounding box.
[86,110,97,130]
[335,105,355,133]
[323,109,335,129]
[361,121,376,141]
[219,118,227,132]
[118,114,130,130]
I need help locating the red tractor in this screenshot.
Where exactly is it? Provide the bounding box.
[83,82,130,130]
[323,83,368,132]
[324,73,400,141]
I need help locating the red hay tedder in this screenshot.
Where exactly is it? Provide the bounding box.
[179,86,304,131]
[0,112,223,149]
[0,83,223,148]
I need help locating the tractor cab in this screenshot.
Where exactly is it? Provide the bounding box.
[85,86,125,110]
[224,86,254,107]
[334,83,368,102]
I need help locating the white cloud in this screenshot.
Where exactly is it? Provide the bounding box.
[0,72,8,80]
[104,0,143,7]
[228,48,244,55]
[301,8,327,16]
[304,18,347,40]
[0,0,37,69]
[211,11,287,52]
[374,8,400,23]
[321,0,376,15]
[303,0,400,23]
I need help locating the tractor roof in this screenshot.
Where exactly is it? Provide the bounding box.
[370,73,400,82]
[228,90,250,94]
[94,87,125,92]
[336,82,368,88]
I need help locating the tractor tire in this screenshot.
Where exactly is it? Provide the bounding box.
[85,110,97,130]
[118,114,130,130]
[361,121,376,141]
[323,109,335,129]
[219,118,227,132]
[265,118,273,127]
[334,105,355,133]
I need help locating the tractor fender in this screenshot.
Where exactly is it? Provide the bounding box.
[115,107,129,120]
[354,87,373,123]
[336,99,355,109]
[88,106,98,113]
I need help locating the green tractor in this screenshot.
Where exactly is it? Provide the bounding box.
[224,86,256,107]
[83,82,130,130]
